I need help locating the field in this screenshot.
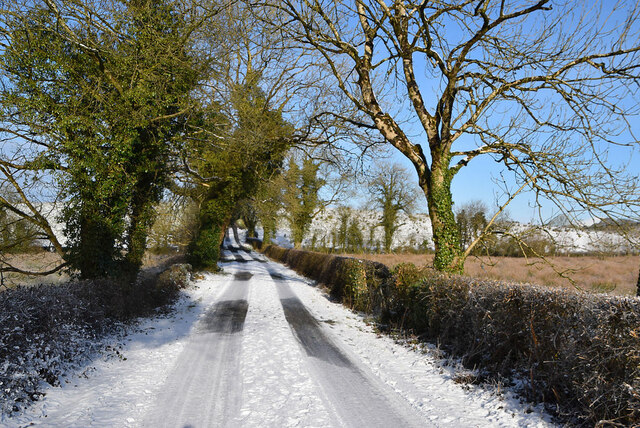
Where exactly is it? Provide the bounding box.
[340,252,640,296]
[0,251,69,288]
[0,251,178,289]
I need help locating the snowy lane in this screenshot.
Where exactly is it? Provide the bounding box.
[142,278,249,428]
[145,259,425,427]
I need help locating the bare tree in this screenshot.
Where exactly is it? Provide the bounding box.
[258,0,640,272]
[368,163,417,252]
[455,200,488,253]
[0,151,67,276]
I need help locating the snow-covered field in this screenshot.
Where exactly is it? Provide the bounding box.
[270,207,635,254]
[4,242,555,427]
[269,209,433,251]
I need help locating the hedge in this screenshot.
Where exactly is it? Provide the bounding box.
[263,245,640,426]
[263,245,391,312]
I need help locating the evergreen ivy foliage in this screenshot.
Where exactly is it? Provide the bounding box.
[455,202,489,254]
[187,76,292,268]
[253,174,286,245]
[333,207,363,252]
[0,1,203,279]
[283,156,325,248]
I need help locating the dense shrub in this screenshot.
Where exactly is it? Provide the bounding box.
[189,226,221,270]
[156,263,192,290]
[264,245,640,426]
[0,263,188,415]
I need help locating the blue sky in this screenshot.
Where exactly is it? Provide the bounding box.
[381,97,640,223]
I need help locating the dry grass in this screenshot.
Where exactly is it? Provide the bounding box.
[1,251,180,289]
[1,251,69,288]
[339,252,640,296]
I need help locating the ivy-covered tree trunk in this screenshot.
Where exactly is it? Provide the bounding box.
[244,216,258,239]
[123,130,166,279]
[381,205,398,253]
[190,192,234,270]
[291,214,306,248]
[261,215,277,245]
[124,191,157,279]
[232,222,241,246]
[425,160,464,274]
[284,157,323,249]
[73,209,120,279]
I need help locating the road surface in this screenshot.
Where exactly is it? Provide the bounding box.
[143,244,425,427]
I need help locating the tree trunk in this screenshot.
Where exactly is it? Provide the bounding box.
[188,182,234,269]
[636,263,640,297]
[123,128,164,282]
[232,222,241,246]
[262,220,274,245]
[262,228,271,245]
[382,209,396,253]
[425,163,464,274]
[124,196,155,281]
[77,212,118,279]
[220,216,232,248]
[291,218,304,248]
[245,218,257,239]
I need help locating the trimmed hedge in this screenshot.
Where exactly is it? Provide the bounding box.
[264,245,640,426]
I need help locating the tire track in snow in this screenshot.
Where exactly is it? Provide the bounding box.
[235,262,336,427]
[142,278,249,428]
[228,248,250,263]
[272,272,425,428]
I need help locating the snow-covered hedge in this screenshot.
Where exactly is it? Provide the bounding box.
[264,245,640,425]
[0,266,187,415]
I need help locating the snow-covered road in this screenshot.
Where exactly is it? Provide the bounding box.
[6,247,555,427]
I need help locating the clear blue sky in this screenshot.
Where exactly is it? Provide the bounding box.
[388,141,640,223]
